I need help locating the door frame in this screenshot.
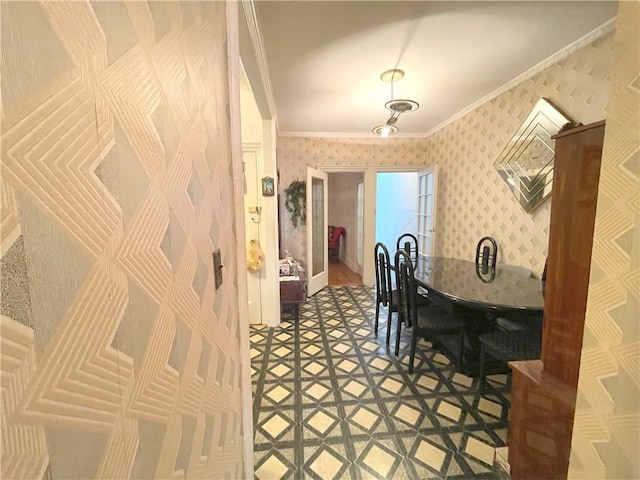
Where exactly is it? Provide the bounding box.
[320,165,431,286]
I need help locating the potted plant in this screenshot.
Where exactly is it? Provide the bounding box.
[284,180,306,228]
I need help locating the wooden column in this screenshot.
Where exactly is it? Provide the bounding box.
[508,120,606,480]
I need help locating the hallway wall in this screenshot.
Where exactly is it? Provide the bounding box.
[1,2,246,478]
[570,2,640,477]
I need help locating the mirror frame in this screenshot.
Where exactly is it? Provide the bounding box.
[494,98,573,213]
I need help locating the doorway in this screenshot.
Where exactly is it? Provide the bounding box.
[375,172,419,258]
[327,172,364,286]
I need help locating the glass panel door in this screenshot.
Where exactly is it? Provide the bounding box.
[417,166,438,257]
[306,167,328,296]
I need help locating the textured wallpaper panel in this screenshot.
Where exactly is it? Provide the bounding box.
[1,2,245,479]
[425,32,614,275]
[570,3,640,478]
[277,33,614,276]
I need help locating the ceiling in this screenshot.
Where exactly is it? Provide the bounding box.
[250,1,617,137]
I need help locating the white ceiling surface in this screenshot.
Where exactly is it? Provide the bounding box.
[253,1,617,137]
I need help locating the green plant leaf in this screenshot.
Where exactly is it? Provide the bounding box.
[284,180,306,228]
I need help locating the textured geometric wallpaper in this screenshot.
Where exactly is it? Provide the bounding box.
[424,31,613,275]
[1,2,245,479]
[277,32,614,277]
[570,2,640,478]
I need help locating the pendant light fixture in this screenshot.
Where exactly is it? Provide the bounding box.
[372,68,419,137]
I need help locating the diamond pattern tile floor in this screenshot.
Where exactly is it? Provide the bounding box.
[252,286,512,479]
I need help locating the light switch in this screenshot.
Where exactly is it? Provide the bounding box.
[213,249,223,289]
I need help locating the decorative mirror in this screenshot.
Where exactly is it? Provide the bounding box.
[494,98,573,213]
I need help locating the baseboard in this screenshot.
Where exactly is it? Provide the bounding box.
[342,256,359,274]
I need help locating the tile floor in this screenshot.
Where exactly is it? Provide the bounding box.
[251,286,512,479]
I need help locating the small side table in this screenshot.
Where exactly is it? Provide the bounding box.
[280,272,307,322]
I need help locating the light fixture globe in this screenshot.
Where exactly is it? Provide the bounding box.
[385,99,419,113]
[372,124,398,138]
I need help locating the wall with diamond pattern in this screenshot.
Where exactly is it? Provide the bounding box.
[570,3,640,478]
[277,32,614,276]
[1,2,246,478]
[424,32,613,275]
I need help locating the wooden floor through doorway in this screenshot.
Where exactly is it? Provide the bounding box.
[328,261,362,286]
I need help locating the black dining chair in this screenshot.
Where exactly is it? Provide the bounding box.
[475,236,498,271]
[397,233,433,300]
[396,233,419,265]
[478,312,543,394]
[394,249,466,373]
[374,242,400,347]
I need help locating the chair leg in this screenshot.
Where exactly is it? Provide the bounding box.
[409,330,418,374]
[479,344,486,395]
[385,308,393,347]
[395,318,402,356]
[374,301,380,335]
[457,331,465,373]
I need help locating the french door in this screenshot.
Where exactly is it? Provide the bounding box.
[417,166,438,257]
[306,167,328,296]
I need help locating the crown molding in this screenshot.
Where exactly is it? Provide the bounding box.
[422,17,616,139]
[241,1,277,118]
[277,130,426,140]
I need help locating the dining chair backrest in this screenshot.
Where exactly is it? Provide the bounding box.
[374,242,393,306]
[475,236,498,269]
[394,249,417,328]
[396,233,419,265]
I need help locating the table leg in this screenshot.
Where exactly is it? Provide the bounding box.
[452,304,497,376]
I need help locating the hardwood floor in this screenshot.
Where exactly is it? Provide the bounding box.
[328,260,362,286]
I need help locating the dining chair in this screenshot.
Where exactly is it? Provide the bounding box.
[478,312,543,394]
[394,249,466,373]
[475,236,498,270]
[374,242,400,347]
[396,233,419,265]
[328,225,346,263]
[396,233,433,301]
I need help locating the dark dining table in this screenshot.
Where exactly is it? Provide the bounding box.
[413,256,544,312]
[411,256,544,375]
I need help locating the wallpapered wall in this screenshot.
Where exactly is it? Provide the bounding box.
[1,2,245,479]
[570,2,640,478]
[425,32,613,275]
[277,32,614,276]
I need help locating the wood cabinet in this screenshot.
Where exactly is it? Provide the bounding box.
[508,120,605,480]
[280,271,307,321]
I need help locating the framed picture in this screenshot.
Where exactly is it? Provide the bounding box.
[279,259,291,276]
[262,176,275,196]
